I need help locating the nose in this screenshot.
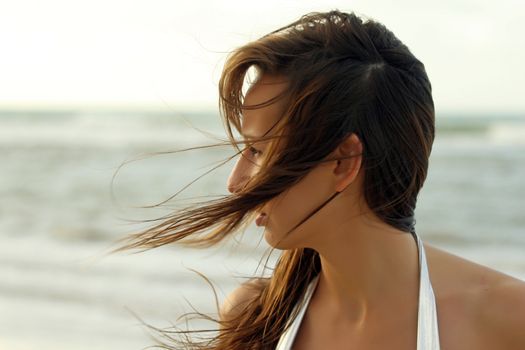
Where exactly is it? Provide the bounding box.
[227,152,255,194]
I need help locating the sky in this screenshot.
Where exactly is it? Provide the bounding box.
[0,0,523,114]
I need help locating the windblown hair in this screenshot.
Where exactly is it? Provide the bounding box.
[110,9,434,350]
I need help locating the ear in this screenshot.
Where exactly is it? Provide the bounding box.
[332,133,363,193]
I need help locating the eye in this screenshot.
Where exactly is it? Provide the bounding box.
[248,145,262,157]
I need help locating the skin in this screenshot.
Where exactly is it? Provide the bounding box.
[226,74,525,349]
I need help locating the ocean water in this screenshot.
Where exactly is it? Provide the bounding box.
[1,109,524,349]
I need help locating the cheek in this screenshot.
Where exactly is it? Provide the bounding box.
[265,167,331,235]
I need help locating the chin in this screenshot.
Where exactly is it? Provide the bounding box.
[264,229,296,250]
[264,229,283,249]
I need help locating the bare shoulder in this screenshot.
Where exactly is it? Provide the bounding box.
[423,242,525,349]
[476,275,525,348]
[422,242,523,296]
[219,277,269,325]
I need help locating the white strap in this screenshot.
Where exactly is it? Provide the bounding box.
[414,233,441,350]
[275,274,319,350]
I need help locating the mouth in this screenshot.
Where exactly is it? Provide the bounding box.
[255,212,268,227]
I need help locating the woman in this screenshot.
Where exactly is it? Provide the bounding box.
[114,10,525,349]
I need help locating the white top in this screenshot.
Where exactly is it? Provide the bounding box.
[275,231,441,349]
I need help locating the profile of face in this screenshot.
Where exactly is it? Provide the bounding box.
[226,74,363,250]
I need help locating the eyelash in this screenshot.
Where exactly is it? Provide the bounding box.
[247,145,262,157]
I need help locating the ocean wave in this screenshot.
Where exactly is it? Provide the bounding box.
[487,122,525,145]
[0,111,224,148]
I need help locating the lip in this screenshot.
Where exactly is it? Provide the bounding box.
[255,212,268,227]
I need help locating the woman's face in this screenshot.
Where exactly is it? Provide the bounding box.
[226,74,358,250]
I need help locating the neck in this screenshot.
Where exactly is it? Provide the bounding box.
[308,209,420,329]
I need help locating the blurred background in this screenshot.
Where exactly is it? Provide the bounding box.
[1,0,524,349]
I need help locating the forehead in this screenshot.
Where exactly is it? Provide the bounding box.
[241,74,289,139]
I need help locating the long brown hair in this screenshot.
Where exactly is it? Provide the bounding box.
[109,9,434,349]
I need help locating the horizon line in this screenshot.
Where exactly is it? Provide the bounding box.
[0,103,523,118]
